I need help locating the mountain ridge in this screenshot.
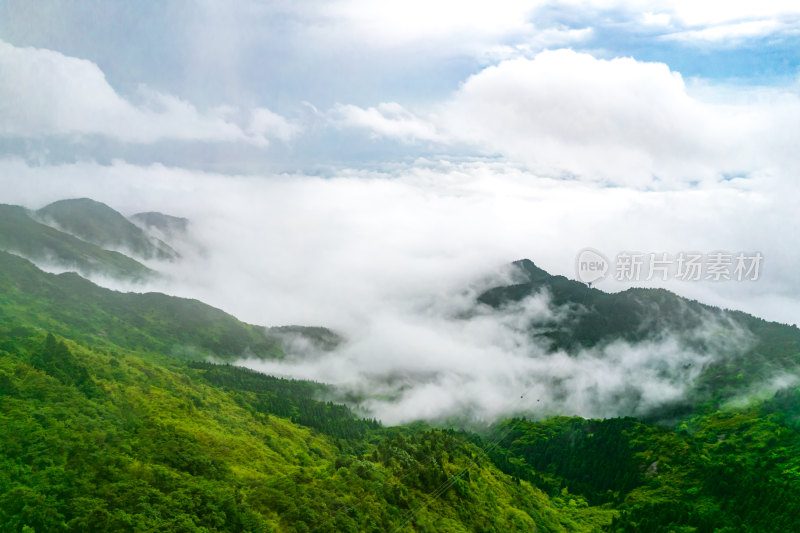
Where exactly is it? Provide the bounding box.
[37,198,179,261]
[2,245,800,530]
[0,203,154,281]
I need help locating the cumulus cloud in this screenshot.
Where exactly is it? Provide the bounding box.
[442,49,733,185]
[640,0,800,27]
[337,49,800,187]
[0,40,297,145]
[663,19,791,45]
[564,0,800,27]
[322,0,800,53]
[247,108,300,143]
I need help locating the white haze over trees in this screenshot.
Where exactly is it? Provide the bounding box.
[0,159,787,423]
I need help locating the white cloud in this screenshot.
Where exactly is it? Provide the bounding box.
[331,102,444,143]
[248,107,301,143]
[648,0,800,26]
[440,50,739,185]
[325,0,541,47]
[641,11,673,27]
[1,156,798,421]
[477,26,594,64]
[0,39,297,145]
[663,19,789,44]
[336,49,800,187]
[566,0,800,26]
[321,0,800,51]
[239,289,754,424]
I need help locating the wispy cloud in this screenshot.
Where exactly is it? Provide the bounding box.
[663,19,792,45]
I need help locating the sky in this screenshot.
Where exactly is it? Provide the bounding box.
[1,1,799,422]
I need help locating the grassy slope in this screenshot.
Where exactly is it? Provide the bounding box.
[0,251,282,362]
[38,198,177,260]
[0,204,153,281]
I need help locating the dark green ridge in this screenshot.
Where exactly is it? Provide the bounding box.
[38,198,178,260]
[0,204,153,281]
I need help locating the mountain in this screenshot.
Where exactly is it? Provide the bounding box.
[0,251,616,532]
[2,251,800,531]
[0,250,282,361]
[130,211,189,239]
[0,204,154,281]
[266,325,345,354]
[38,198,178,261]
[479,259,800,411]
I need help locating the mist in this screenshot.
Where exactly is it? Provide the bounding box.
[3,156,794,424]
[237,283,755,425]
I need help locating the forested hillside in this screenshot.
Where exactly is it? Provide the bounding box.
[1,251,799,531]
[0,204,153,281]
[479,259,800,413]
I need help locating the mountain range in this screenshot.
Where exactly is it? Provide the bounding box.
[1,198,799,532]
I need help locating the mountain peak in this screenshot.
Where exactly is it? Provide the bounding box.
[511,258,553,283]
[38,198,178,261]
[130,211,189,237]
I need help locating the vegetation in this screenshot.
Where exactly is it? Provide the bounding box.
[0,325,610,532]
[0,251,283,361]
[485,400,800,532]
[130,211,190,240]
[0,204,153,281]
[37,198,178,261]
[1,232,799,531]
[478,259,800,406]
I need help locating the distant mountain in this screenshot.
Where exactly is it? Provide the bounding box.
[2,251,800,531]
[0,250,282,361]
[478,259,800,411]
[38,198,178,260]
[0,204,153,281]
[130,211,189,239]
[479,259,724,348]
[266,325,345,355]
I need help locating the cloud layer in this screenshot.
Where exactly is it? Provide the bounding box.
[338,49,800,187]
[0,40,295,145]
[240,287,753,425]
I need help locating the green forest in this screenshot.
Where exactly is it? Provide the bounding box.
[2,249,799,531]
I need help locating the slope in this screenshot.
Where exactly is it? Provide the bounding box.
[478,259,800,409]
[485,397,800,532]
[38,198,178,260]
[1,251,799,531]
[0,250,282,361]
[130,211,189,240]
[0,204,154,281]
[0,285,613,532]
